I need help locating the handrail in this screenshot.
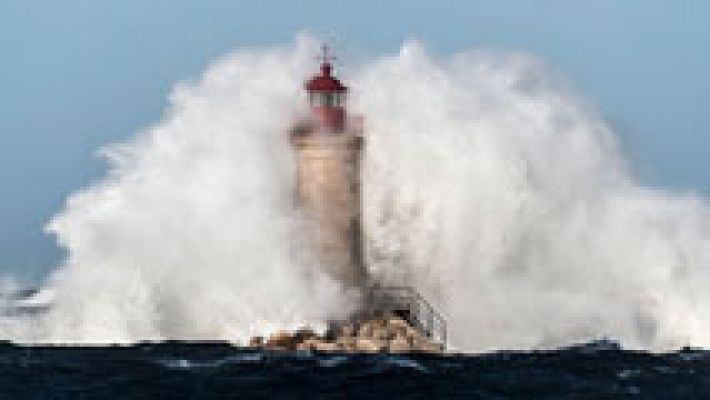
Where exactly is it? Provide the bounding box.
[365,285,447,348]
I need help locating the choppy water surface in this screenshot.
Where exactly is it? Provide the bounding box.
[2,341,710,399]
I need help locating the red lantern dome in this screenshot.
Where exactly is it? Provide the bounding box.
[305,62,347,92]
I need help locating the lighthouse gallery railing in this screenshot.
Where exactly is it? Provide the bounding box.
[366,286,447,348]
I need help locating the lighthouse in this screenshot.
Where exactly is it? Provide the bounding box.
[290,46,366,288]
[261,46,448,351]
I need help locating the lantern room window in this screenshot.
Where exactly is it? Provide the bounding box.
[309,91,345,107]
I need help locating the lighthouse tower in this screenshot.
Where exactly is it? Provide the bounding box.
[290,46,366,288]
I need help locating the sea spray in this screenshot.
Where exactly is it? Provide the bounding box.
[3,34,710,351]
[32,35,355,344]
[358,42,710,352]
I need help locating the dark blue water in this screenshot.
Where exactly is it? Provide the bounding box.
[2,340,709,399]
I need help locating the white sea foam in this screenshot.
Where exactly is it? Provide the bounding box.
[2,34,710,352]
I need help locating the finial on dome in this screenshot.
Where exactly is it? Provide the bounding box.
[319,44,336,76]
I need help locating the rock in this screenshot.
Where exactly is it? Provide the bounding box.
[405,327,424,341]
[248,336,264,348]
[313,341,340,352]
[417,342,444,353]
[357,323,373,338]
[296,338,320,351]
[371,327,389,341]
[336,336,357,351]
[265,330,297,350]
[293,328,317,343]
[248,312,444,354]
[296,338,343,352]
[387,317,410,329]
[371,317,386,328]
[339,323,355,337]
[389,337,411,353]
[356,338,387,352]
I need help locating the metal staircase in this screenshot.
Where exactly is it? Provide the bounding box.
[365,285,447,348]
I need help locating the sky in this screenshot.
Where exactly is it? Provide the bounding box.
[0,0,708,282]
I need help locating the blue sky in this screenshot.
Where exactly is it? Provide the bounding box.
[1,0,708,281]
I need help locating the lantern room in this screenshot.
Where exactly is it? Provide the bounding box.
[304,46,348,132]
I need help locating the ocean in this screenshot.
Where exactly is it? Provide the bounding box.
[2,341,708,399]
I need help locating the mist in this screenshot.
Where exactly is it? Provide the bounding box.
[2,34,709,352]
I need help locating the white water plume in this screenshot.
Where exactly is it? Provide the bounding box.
[358,42,710,352]
[2,34,710,352]
[6,35,358,344]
